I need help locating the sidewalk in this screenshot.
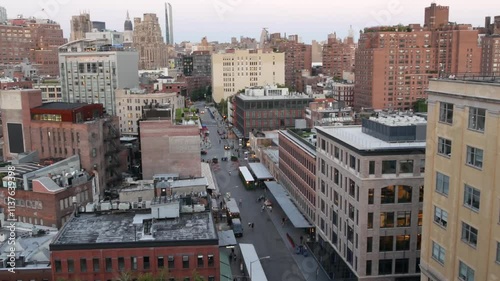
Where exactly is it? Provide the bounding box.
[264,205,331,281]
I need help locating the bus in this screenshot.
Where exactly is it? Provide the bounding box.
[225,198,240,220]
[239,166,255,189]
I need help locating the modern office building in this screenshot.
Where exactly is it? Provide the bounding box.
[133,13,169,70]
[70,13,92,41]
[0,6,6,23]
[313,115,426,280]
[165,2,174,45]
[233,86,312,138]
[50,203,219,281]
[211,49,285,102]
[323,30,356,79]
[182,51,212,77]
[0,18,66,76]
[0,154,94,228]
[91,21,106,31]
[59,38,139,116]
[420,78,500,281]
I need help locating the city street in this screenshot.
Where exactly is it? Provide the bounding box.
[195,102,307,281]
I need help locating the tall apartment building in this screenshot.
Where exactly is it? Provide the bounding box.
[355,25,436,110]
[115,88,183,135]
[70,13,92,41]
[233,86,312,138]
[314,116,426,280]
[311,40,323,63]
[420,78,500,281]
[273,38,312,92]
[212,49,285,102]
[133,14,169,70]
[481,16,500,75]
[165,2,174,45]
[0,6,6,23]
[0,18,66,76]
[323,31,356,79]
[424,3,449,30]
[59,39,139,116]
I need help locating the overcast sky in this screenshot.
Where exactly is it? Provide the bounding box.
[2,0,498,43]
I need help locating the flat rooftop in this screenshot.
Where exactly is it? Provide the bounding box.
[51,211,217,250]
[238,94,312,101]
[35,102,90,110]
[316,126,426,151]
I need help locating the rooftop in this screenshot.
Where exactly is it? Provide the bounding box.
[51,210,217,249]
[316,125,426,151]
[34,102,90,110]
[281,129,317,156]
[238,93,312,101]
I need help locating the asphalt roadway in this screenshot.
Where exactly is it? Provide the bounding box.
[196,102,306,281]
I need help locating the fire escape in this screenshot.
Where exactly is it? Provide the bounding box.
[104,118,121,187]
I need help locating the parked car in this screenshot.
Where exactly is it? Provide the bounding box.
[212,157,218,163]
[201,150,207,155]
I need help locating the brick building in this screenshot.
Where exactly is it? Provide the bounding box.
[0,89,123,194]
[0,155,94,228]
[140,119,201,179]
[481,16,500,75]
[50,206,219,281]
[278,129,317,224]
[304,99,354,128]
[273,38,312,92]
[322,32,356,79]
[0,18,65,76]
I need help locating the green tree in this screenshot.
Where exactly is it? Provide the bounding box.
[137,272,155,281]
[218,98,227,116]
[192,269,204,281]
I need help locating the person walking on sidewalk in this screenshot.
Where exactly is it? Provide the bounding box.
[281,217,286,226]
[239,199,242,206]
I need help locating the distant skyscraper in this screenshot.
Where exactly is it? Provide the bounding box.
[133,13,168,69]
[0,6,7,23]
[165,3,174,45]
[124,11,133,31]
[259,28,269,49]
[70,13,92,41]
[92,21,106,31]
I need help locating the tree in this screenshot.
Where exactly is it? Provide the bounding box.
[192,269,204,281]
[137,273,155,281]
[218,98,227,116]
[115,271,133,281]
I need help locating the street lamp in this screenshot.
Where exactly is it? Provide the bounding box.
[249,256,271,281]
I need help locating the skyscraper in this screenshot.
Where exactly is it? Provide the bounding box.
[0,6,7,23]
[165,2,174,45]
[70,13,92,41]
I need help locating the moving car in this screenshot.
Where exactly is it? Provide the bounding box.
[212,157,218,163]
[224,145,231,150]
[232,218,243,237]
[201,150,207,155]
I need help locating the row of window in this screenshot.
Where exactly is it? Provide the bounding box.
[54,255,215,273]
[435,172,481,211]
[438,138,484,169]
[365,258,420,276]
[368,210,423,229]
[439,102,486,133]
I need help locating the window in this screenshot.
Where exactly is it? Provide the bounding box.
[348,204,355,220]
[208,255,214,267]
[369,161,375,175]
[436,172,450,196]
[158,257,164,268]
[434,206,448,228]
[347,225,354,243]
[464,184,480,211]
[379,259,392,275]
[55,260,62,273]
[397,185,412,203]
[168,256,175,269]
[399,160,413,173]
[397,211,411,227]
[183,256,189,268]
[367,237,373,253]
[395,258,409,274]
[118,257,125,271]
[461,222,478,247]
[382,160,397,174]
[420,158,425,173]
[437,137,452,157]
[197,255,204,267]
[105,257,112,272]
[349,180,355,197]
[419,185,424,202]
[418,210,423,226]
[367,213,373,229]
[432,241,445,264]
[468,107,485,132]
[439,102,453,124]
[381,186,395,203]
[459,261,475,281]
[332,210,338,226]
[396,235,410,251]
[67,259,74,272]
[349,155,356,169]
[368,189,374,204]
[466,146,483,169]
[366,260,372,276]
[380,212,395,228]
[496,242,500,263]
[334,146,339,158]
[93,258,100,272]
[143,256,150,270]
[379,236,393,252]
[131,257,137,270]
[80,258,87,272]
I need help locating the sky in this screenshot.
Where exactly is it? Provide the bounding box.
[2,0,498,43]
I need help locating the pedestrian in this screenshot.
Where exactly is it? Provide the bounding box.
[248,222,252,227]
[239,199,242,206]
[282,217,285,226]
[251,223,254,229]
[261,205,265,212]
[220,201,223,209]
[300,235,304,245]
